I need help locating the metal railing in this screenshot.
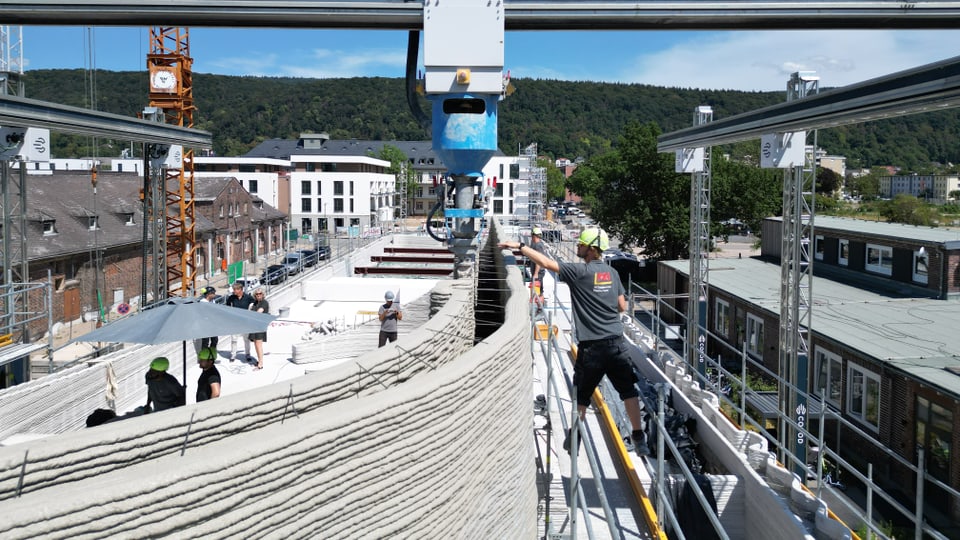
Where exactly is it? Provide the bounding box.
[626,278,957,540]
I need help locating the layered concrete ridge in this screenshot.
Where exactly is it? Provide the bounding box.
[0,254,538,538]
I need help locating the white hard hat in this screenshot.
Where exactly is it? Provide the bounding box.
[385,290,395,300]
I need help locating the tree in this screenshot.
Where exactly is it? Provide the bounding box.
[537,158,567,201]
[569,121,690,260]
[848,170,883,200]
[879,194,938,226]
[816,168,842,195]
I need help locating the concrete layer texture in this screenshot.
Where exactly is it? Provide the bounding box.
[0,233,538,538]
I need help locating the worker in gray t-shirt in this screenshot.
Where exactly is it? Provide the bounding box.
[499,227,649,457]
[378,290,403,347]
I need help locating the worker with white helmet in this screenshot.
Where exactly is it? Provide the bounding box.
[378,290,403,347]
[499,226,649,456]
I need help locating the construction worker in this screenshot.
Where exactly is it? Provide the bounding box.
[500,227,649,456]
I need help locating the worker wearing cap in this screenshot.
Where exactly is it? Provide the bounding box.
[144,357,185,413]
[499,227,649,456]
[529,226,550,286]
[378,290,403,347]
[196,346,222,402]
[193,286,220,357]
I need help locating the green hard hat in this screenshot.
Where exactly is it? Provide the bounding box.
[578,227,609,251]
[198,347,216,361]
[150,357,170,372]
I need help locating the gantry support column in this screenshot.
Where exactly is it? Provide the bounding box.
[682,106,713,379]
[777,72,819,474]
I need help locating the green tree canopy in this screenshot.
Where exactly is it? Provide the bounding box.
[568,121,690,260]
[879,194,938,226]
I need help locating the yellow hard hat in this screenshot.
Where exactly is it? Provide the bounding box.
[578,227,609,251]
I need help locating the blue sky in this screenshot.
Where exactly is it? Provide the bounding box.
[20,26,960,92]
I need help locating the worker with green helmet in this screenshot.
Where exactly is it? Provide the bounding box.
[144,356,186,413]
[500,226,649,456]
[196,346,222,402]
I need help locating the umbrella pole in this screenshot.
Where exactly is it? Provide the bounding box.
[182,341,188,394]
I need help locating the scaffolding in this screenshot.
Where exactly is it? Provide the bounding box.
[518,143,545,227]
[0,26,23,97]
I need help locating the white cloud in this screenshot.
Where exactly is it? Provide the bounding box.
[620,30,959,91]
[205,48,407,79]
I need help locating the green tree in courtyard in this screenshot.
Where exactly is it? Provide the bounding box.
[710,157,782,234]
[567,121,690,260]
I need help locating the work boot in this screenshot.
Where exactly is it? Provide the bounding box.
[632,429,650,457]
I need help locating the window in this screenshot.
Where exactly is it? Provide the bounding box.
[248,180,258,193]
[318,217,328,232]
[88,216,100,230]
[509,163,520,179]
[42,220,57,235]
[494,183,504,197]
[321,163,337,172]
[219,204,224,218]
[349,199,354,213]
[916,396,953,484]
[301,217,312,234]
[847,364,880,430]
[349,181,354,196]
[301,180,311,195]
[865,243,893,276]
[243,203,248,216]
[124,213,136,226]
[334,198,344,212]
[334,218,344,227]
[814,235,824,260]
[913,249,929,284]
[815,348,842,407]
[306,162,316,172]
[714,299,730,338]
[301,198,312,212]
[493,200,504,214]
[316,181,322,195]
[334,181,344,195]
[838,239,849,266]
[746,314,764,356]
[239,164,256,173]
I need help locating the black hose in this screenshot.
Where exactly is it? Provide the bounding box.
[405,31,430,133]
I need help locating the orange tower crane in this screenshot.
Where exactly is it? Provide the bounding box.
[147,27,197,297]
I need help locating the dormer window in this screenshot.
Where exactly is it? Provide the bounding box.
[88,216,100,230]
[124,213,136,226]
[43,219,57,236]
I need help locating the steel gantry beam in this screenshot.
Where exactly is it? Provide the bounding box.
[658,56,960,152]
[4,1,960,29]
[0,94,211,147]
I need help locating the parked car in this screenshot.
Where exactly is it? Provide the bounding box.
[233,276,261,293]
[297,249,319,267]
[261,264,287,285]
[315,245,332,260]
[282,252,303,275]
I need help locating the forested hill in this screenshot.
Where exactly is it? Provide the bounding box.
[23,69,960,171]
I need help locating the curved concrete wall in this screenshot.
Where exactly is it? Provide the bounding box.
[0,249,538,538]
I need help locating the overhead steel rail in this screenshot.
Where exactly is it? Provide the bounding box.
[4,0,960,30]
[0,94,212,147]
[658,55,960,152]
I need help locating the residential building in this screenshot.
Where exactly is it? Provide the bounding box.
[879,174,960,204]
